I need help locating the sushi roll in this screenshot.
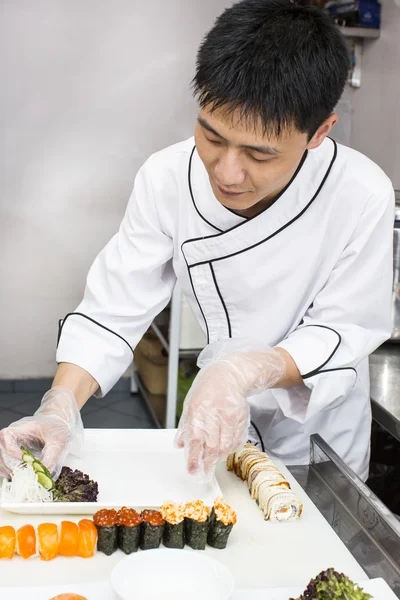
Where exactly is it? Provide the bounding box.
[140,510,165,551]
[207,498,237,549]
[0,525,16,559]
[93,509,119,556]
[37,523,59,561]
[77,519,98,558]
[160,502,185,549]
[16,524,37,559]
[118,507,142,554]
[183,500,210,550]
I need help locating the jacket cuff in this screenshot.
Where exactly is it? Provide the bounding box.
[56,313,133,396]
[277,324,341,378]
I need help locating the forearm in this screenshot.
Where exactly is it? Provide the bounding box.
[52,363,99,409]
[273,347,302,388]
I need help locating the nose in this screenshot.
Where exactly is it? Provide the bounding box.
[214,150,246,187]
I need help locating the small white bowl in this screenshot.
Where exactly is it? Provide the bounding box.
[111,548,235,600]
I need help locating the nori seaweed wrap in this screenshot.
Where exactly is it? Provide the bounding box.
[93,508,119,556]
[118,507,142,554]
[160,503,185,549]
[140,510,165,550]
[183,500,210,550]
[207,497,237,549]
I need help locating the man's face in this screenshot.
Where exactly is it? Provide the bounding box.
[195,105,334,216]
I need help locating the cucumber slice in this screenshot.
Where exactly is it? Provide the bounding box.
[21,446,35,464]
[32,461,45,474]
[37,472,54,490]
[20,446,53,481]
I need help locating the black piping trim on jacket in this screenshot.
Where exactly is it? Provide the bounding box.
[57,312,134,356]
[223,148,308,226]
[188,145,308,234]
[182,257,210,344]
[303,366,357,380]
[182,139,337,268]
[250,420,265,453]
[188,146,223,233]
[209,263,232,338]
[299,324,341,379]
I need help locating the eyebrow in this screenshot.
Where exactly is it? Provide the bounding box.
[197,117,280,156]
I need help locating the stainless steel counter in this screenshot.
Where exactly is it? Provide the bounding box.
[369,343,400,441]
[289,435,400,595]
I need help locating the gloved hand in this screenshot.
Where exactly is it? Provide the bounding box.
[175,339,286,477]
[0,386,84,480]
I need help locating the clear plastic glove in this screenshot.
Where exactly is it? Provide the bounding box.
[175,339,286,477]
[0,386,84,480]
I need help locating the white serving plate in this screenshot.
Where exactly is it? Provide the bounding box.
[0,429,221,514]
[0,578,396,600]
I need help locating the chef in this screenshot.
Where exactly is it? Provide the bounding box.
[0,0,394,482]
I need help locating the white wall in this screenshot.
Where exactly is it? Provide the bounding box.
[0,0,230,378]
[338,0,400,188]
[1,1,399,378]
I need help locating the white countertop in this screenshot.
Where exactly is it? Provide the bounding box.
[0,429,367,593]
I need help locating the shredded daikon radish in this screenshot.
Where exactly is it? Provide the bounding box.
[1,463,53,503]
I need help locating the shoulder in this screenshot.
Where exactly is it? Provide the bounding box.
[142,137,195,183]
[333,141,393,203]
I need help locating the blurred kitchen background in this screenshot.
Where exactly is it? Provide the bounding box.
[0,1,399,513]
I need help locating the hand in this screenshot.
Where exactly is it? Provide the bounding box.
[0,386,84,479]
[176,340,286,477]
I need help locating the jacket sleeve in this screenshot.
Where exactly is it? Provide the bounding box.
[56,157,176,395]
[273,182,395,423]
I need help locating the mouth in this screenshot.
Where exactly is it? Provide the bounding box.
[216,184,246,197]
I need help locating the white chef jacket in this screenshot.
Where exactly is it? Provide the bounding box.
[57,136,394,480]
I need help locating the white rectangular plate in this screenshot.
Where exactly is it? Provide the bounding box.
[0,429,221,514]
[0,578,396,600]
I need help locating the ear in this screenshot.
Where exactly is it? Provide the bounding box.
[306,114,339,150]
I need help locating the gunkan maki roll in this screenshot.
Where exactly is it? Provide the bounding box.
[207,497,237,549]
[93,508,119,556]
[140,510,165,550]
[160,502,185,549]
[118,507,142,554]
[183,500,210,550]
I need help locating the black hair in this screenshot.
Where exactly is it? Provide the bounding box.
[193,0,350,139]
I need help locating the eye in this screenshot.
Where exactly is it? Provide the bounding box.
[205,136,221,145]
[249,154,271,163]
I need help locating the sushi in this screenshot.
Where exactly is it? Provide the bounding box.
[49,595,88,600]
[59,521,79,557]
[140,510,165,550]
[259,486,303,522]
[77,519,98,558]
[183,500,210,550]
[227,444,303,522]
[207,497,236,549]
[0,525,16,559]
[160,502,185,549]
[93,509,119,556]
[16,524,36,559]
[118,507,142,554]
[37,523,59,561]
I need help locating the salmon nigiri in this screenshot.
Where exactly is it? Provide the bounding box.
[0,525,16,559]
[17,524,36,559]
[49,595,88,600]
[77,519,97,558]
[58,521,79,557]
[38,523,59,561]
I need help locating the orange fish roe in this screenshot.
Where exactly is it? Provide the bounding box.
[93,508,118,527]
[141,509,165,527]
[118,507,142,527]
[183,500,210,522]
[160,502,185,525]
[213,497,237,526]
